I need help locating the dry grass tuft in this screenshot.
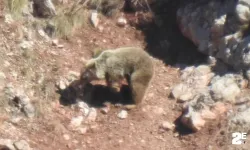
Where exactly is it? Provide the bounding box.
[7,0,28,17]
[50,3,87,38]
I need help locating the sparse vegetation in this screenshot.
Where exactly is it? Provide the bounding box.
[49,1,89,38]
[7,0,28,18]
[51,8,87,38]
[87,0,124,17]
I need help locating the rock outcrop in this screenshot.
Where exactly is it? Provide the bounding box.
[177,0,250,72]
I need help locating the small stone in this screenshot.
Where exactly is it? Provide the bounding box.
[4,14,13,24]
[13,140,30,150]
[117,17,127,27]
[4,61,10,67]
[174,132,179,137]
[114,103,122,108]
[90,10,99,28]
[86,108,97,122]
[56,78,68,90]
[100,107,109,114]
[63,134,70,141]
[117,110,128,119]
[23,103,35,118]
[52,39,59,46]
[207,56,216,66]
[57,44,64,48]
[76,101,89,116]
[160,121,175,131]
[97,25,104,32]
[78,127,87,135]
[70,116,84,128]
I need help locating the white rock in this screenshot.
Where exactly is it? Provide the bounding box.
[86,108,97,122]
[13,140,31,150]
[63,134,70,141]
[76,101,89,116]
[117,17,127,27]
[4,14,13,24]
[236,4,250,23]
[52,39,59,46]
[70,116,84,128]
[56,78,69,90]
[90,10,99,28]
[100,107,109,114]
[57,44,64,48]
[161,121,175,131]
[77,127,88,135]
[117,110,128,119]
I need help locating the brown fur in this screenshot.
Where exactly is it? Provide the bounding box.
[80,47,154,109]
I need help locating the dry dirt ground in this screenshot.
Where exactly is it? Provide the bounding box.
[0,6,244,150]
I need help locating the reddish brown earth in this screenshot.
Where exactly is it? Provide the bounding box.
[0,6,241,150]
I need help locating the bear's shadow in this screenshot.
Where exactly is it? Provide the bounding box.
[56,80,134,108]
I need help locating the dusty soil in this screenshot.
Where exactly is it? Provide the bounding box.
[0,3,243,150]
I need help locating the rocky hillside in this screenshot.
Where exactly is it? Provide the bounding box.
[0,0,250,150]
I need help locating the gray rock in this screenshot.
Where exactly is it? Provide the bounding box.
[171,83,194,102]
[210,75,241,103]
[177,0,250,71]
[229,108,250,133]
[13,140,31,150]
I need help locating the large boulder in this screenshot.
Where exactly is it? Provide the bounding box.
[177,0,250,71]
